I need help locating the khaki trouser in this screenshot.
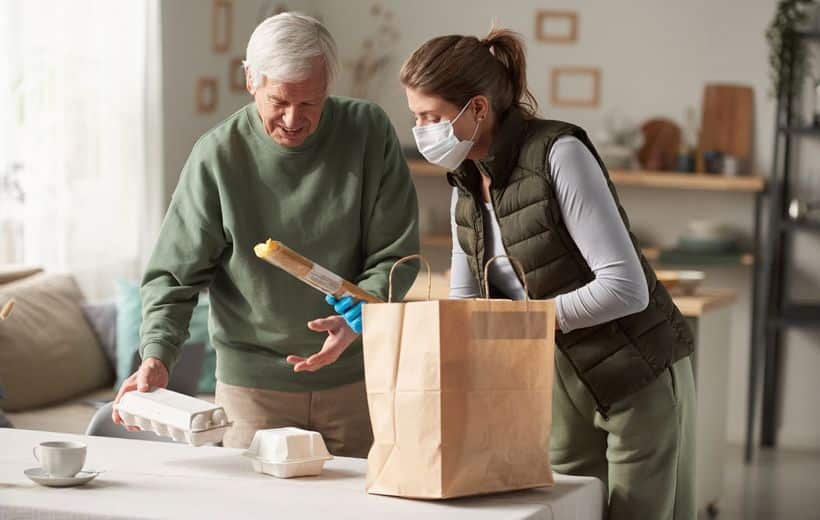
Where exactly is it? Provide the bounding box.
[215,380,373,458]
[550,349,696,520]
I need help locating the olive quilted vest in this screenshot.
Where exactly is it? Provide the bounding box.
[446,108,693,413]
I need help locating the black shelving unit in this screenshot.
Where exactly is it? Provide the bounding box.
[780,125,820,135]
[775,304,820,326]
[782,219,820,231]
[747,28,820,461]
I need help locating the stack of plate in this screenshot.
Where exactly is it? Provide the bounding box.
[677,219,738,254]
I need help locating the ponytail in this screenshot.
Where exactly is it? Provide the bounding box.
[400,27,538,119]
[480,28,538,118]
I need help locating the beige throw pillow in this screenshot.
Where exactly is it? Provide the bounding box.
[0,273,112,411]
[0,265,43,285]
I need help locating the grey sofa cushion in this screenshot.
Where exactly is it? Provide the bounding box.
[79,299,208,397]
[6,387,115,434]
[125,343,206,397]
[0,409,12,428]
[81,301,118,370]
[79,302,205,396]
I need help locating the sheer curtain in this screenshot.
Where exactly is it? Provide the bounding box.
[1,0,163,299]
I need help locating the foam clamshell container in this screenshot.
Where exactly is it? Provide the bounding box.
[244,427,333,478]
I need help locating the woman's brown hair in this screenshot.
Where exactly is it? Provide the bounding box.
[400,27,538,118]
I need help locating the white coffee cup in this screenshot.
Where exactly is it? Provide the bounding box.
[33,441,87,477]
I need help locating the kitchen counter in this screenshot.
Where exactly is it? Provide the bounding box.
[404,273,737,317]
[669,289,737,317]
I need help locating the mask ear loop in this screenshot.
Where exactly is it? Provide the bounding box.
[468,114,483,141]
[453,98,484,142]
[451,99,473,124]
[467,102,486,142]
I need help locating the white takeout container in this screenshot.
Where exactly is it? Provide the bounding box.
[115,388,231,446]
[243,427,332,478]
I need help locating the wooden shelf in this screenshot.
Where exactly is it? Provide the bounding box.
[421,234,451,246]
[608,170,766,193]
[421,238,753,267]
[643,246,754,267]
[407,160,767,193]
[408,160,447,177]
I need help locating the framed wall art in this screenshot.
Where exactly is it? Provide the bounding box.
[230,57,245,92]
[550,67,601,108]
[535,10,578,44]
[196,77,218,113]
[212,0,232,53]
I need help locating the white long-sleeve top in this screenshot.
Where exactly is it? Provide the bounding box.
[449,136,649,333]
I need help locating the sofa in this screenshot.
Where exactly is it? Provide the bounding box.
[0,267,212,435]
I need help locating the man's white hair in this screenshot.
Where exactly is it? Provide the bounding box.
[244,12,338,88]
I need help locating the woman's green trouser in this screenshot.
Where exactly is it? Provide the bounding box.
[550,349,696,520]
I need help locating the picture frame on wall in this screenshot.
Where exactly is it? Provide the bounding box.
[535,10,578,44]
[197,77,219,113]
[230,58,246,92]
[550,67,601,108]
[212,0,232,53]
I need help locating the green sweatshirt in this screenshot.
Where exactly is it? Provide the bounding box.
[139,97,419,392]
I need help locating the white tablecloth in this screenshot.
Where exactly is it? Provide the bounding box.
[0,429,605,520]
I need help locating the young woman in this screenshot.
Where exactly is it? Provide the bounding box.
[400,29,696,520]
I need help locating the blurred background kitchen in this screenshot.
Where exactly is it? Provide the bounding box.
[1,1,819,518]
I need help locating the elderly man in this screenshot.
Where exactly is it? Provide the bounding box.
[112,13,419,456]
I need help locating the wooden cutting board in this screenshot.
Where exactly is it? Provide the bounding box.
[638,118,681,171]
[697,84,754,173]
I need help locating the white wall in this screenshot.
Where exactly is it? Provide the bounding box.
[157,0,820,449]
[317,0,776,170]
[311,0,818,450]
[159,0,312,204]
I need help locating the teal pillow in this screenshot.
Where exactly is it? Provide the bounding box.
[114,280,142,389]
[114,280,216,393]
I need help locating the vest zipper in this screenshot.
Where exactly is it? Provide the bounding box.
[471,194,486,298]
[477,161,528,298]
[467,162,486,298]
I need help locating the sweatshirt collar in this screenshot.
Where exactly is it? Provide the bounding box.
[245,97,335,154]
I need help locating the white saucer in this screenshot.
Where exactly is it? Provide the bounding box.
[24,467,100,487]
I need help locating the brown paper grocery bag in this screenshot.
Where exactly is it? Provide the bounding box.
[362,255,556,499]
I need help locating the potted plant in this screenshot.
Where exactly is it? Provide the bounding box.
[766,0,819,101]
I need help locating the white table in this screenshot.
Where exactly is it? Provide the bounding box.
[0,429,605,520]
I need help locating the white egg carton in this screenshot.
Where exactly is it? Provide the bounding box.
[115,388,231,446]
[244,427,333,478]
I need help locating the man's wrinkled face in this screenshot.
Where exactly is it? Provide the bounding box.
[247,56,327,148]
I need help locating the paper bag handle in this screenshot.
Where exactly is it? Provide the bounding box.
[388,255,432,303]
[483,255,530,301]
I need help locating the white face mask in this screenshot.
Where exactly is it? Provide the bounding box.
[412,100,481,170]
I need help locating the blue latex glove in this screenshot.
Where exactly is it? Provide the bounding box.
[325,295,363,334]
